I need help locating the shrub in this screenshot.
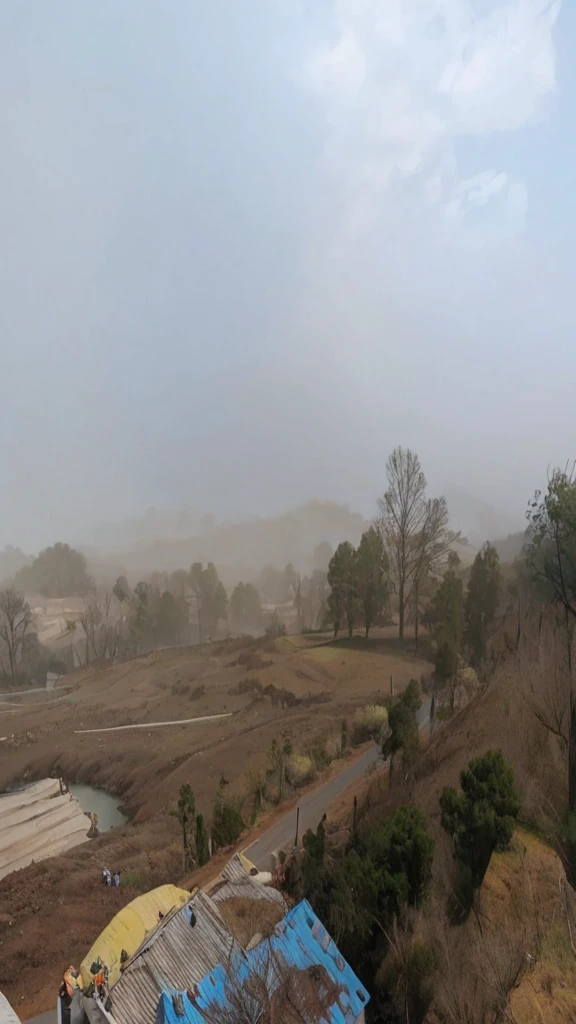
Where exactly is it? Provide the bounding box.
[286,754,315,787]
[440,750,520,891]
[211,795,245,851]
[341,718,348,755]
[325,734,342,762]
[306,735,338,771]
[352,704,389,743]
[237,650,273,671]
[265,611,286,638]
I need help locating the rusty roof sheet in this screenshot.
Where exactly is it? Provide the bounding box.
[110,891,242,1024]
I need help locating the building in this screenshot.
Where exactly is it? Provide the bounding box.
[157,900,368,1024]
[100,856,368,1024]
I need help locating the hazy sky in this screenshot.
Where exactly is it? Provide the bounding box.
[1,1,573,549]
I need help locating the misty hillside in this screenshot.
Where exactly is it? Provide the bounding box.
[82,500,368,580]
[442,486,524,547]
[86,507,219,547]
[0,545,32,586]
[492,530,528,563]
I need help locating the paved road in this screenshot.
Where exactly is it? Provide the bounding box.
[26,697,431,1024]
[243,744,381,871]
[245,697,432,872]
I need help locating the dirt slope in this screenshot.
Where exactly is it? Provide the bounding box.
[0,630,431,1018]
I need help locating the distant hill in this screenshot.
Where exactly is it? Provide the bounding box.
[81,500,367,581]
[441,486,524,547]
[0,545,33,586]
[86,507,217,547]
[492,530,528,563]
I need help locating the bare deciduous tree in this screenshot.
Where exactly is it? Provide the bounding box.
[192,940,344,1024]
[0,587,32,677]
[520,610,571,750]
[79,587,120,663]
[377,448,456,642]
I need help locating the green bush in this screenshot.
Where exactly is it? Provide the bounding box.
[440,750,520,891]
[211,795,245,851]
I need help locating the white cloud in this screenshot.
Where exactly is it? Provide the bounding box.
[306,0,561,240]
[445,170,509,219]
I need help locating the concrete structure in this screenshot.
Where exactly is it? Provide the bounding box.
[0,991,21,1024]
[0,779,89,881]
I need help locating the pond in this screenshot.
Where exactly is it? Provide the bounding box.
[67,783,128,831]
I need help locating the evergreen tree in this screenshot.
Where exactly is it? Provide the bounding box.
[428,552,464,683]
[382,680,421,776]
[189,562,228,641]
[156,591,179,646]
[230,581,262,630]
[464,543,500,667]
[440,750,520,890]
[527,470,576,818]
[211,791,244,850]
[327,542,358,638]
[195,813,210,866]
[172,783,196,872]
[356,527,389,637]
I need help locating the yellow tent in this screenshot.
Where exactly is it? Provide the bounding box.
[80,884,190,988]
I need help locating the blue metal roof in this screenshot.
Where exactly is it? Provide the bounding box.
[157,899,369,1024]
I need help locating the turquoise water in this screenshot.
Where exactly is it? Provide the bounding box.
[67,783,127,830]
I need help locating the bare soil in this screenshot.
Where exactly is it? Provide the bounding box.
[0,629,431,1019]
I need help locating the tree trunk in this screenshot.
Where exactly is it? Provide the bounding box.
[399,578,405,640]
[570,696,576,814]
[414,580,419,654]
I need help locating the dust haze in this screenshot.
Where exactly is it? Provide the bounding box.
[0,2,572,575]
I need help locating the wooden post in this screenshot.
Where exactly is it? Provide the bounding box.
[294,806,300,848]
[390,674,394,696]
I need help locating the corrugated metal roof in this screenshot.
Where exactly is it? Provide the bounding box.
[221,852,251,882]
[157,900,370,1024]
[110,891,243,1024]
[211,874,285,906]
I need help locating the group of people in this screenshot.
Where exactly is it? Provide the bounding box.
[61,964,111,1024]
[101,867,121,888]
